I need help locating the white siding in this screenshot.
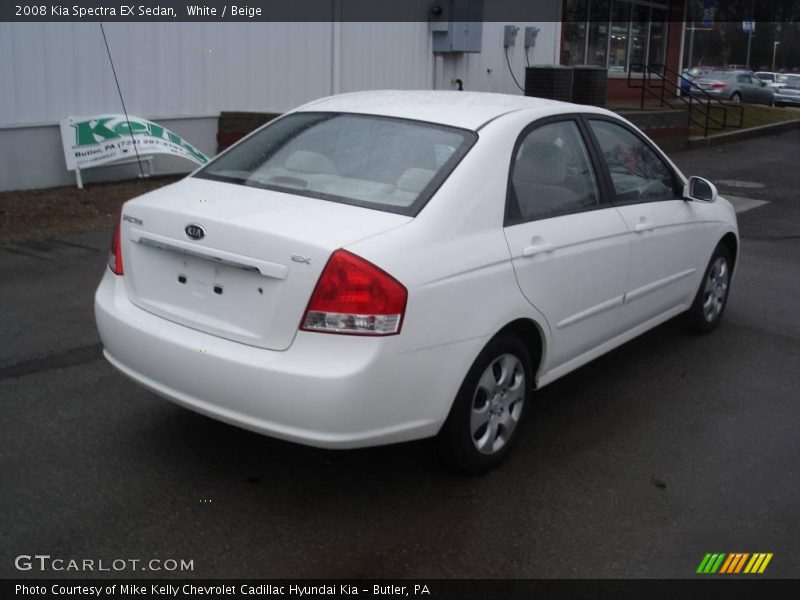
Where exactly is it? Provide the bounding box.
[0,19,561,190]
[339,22,434,92]
[0,22,335,126]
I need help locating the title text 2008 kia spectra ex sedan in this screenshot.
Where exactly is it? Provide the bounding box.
[95,91,738,472]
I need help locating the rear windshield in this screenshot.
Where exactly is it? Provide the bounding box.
[195,112,477,216]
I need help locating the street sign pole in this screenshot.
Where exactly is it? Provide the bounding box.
[744,2,755,70]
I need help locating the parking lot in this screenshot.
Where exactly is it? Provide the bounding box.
[1,130,799,579]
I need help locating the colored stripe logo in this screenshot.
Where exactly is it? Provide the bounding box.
[696,553,773,574]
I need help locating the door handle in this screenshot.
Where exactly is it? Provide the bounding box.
[634,220,655,233]
[522,240,554,257]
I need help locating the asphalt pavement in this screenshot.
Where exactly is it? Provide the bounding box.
[1,131,799,579]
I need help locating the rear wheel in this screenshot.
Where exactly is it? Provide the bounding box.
[439,334,533,474]
[685,244,732,334]
[731,92,742,103]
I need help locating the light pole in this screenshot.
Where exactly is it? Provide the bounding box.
[745,0,754,70]
[772,41,781,71]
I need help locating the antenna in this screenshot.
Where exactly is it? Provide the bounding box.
[99,23,145,180]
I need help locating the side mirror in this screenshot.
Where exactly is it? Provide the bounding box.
[761,80,768,87]
[684,176,718,202]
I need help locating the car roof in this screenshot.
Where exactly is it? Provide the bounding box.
[701,70,747,79]
[295,90,591,131]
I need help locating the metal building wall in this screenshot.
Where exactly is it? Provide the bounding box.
[0,22,337,126]
[0,18,560,191]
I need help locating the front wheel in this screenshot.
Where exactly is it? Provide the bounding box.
[439,334,533,474]
[685,244,732,333]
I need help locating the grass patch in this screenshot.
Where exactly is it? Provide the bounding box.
[689,103,800,136]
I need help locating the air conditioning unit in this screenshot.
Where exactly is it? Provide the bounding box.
[524,66,574,102]
[572,65,608,106]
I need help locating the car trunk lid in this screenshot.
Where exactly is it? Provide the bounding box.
[119,177,411,350]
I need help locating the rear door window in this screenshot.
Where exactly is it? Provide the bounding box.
[507,119,601,223]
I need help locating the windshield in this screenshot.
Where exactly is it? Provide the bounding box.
[195,112,477,216]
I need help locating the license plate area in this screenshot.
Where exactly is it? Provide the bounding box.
[127,242,279,344]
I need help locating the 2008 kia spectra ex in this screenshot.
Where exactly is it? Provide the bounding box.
[95,91,739,472]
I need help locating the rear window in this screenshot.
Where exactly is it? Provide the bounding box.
[195,112,477,215]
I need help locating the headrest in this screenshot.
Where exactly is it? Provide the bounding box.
[285,150,337,174]
[396,168,435,193]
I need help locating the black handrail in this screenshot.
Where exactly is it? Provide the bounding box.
[627,63,744,137]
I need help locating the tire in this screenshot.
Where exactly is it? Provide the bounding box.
[439,333,533,474]
[685,244,732,334]
[731,92,742,103]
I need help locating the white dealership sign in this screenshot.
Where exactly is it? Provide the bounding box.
[60,114,209,187]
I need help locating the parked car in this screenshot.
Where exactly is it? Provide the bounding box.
[774,75,800,107]
[95,91,739,472]
[693,70,776,105]
[754,71,789,88]
[680,67,709,93]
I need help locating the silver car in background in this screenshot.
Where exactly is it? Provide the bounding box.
[694,71,776,105]
[774,75,800,107]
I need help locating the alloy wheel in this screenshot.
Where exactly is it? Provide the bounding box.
[470,354,525,455]
[702,256,729,322]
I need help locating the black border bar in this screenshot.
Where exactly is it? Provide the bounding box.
[5,579,800,600]
[3,0,799,23]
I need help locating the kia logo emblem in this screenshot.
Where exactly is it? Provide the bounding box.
[185,224,205,240]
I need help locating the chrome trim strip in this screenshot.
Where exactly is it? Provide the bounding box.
[130,228,288,280]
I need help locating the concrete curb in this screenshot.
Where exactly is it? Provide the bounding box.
[688,119,800,148]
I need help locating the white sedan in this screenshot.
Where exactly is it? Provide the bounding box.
[95,91,738,472]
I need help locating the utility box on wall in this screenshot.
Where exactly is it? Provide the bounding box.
[429,0,483,53]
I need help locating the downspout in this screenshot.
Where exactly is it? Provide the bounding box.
[331,1,342,95]
[677,0,688,97]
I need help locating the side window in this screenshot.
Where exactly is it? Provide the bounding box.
[509,120,600,223]
[588,119,678,203]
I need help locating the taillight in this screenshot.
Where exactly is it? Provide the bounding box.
[108,213,124,275]
[711,82,727,89]
[301,250,407,336]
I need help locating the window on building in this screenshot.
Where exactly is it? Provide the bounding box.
[628,3,649,72]
[648,9,667,70]
[608,1,631,72]
[561,1,588,66]
[562,0,669,73]
[587,0,611,67]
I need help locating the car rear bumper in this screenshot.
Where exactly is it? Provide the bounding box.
[95,269,480,449]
